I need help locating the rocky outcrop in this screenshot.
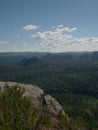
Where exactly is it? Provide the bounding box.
[0,81,65,115]
[44,95,65,115]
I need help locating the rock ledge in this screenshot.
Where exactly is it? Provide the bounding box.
[0,81,65,115]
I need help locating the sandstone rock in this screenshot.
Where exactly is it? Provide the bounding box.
[0,81,65,115]
[44,95,65,115]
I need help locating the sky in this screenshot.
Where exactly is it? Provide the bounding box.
[0,0,98,52]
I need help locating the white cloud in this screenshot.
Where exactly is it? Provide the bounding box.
[72,37,98,44]
[0,40,7,45]
[52,25,78,32]
[29,25,98,52]
[55,27,78,33]
[30,25,77,48]
[22,24,39,31]
[90,37,98,43]
[30,32,46,39]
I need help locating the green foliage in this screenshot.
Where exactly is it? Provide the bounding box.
[53,94,98,129]
[0,85,34,130]
[56,111,69,130]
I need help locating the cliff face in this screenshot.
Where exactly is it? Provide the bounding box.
[0,81,65,115]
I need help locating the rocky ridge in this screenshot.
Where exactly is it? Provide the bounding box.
[0,81,65,115]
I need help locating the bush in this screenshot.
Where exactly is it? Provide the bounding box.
[0,84,35,130]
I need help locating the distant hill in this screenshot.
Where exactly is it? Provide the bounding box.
[18,57,41,67]
[0,51,98,65]
[0,52,49,65]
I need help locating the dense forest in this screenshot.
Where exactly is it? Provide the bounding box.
[0,51,98,129]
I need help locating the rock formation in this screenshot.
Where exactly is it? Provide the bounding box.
[0,81,65,115]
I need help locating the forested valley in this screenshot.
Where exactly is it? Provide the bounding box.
[0,51,98,129]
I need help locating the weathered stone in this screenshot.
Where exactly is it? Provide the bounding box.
[0,81,65,115]
[44,95,65,115]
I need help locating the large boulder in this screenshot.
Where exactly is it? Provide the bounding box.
[0,81,65,115]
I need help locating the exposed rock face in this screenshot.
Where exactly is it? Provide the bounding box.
[44,95,65,115]
[0,81,65,115]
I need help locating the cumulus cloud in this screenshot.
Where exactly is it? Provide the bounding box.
[72,37,98,44]
[0,40,7,45]
[29,25,98,51]
[55,27,78,33]
[30,25,77,48]
[22,24,39,31]
[89,37,98,43]
[51,24,78,32]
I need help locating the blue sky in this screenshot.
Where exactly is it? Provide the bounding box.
[0,0,98,52]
